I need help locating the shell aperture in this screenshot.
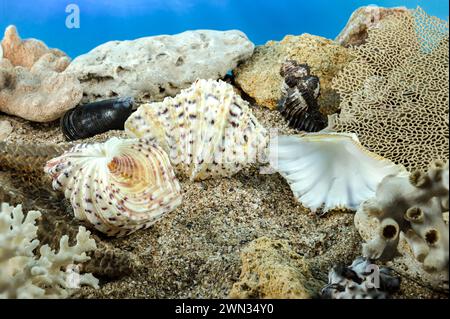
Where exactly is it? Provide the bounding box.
[269,133,406,213]
[124,79,268,181]
[44,137,182,237]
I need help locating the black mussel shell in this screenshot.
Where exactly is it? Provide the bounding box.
[61,97,135,141]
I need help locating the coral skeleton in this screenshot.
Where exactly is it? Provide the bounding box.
[356,160,449,277]
[0,203,99,298]
[331,7,449,172]
[321,257,400,299]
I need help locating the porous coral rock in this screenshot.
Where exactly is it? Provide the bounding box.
[335,5,409,47]
[1,25,67,69]
[234,34,353,114]
[229,237,323,299]
[0,203,99,298]
[330,8,449,172]
[66,30,254,103]
[0,26,82,122]
[355,160,449,289]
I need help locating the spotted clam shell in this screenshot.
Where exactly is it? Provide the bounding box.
[44,137,182,237]
[125,79,268,181]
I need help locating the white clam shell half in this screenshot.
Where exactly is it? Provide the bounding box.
[269,132,407,212]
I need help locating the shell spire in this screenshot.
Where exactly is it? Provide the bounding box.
[44,137,182,237]
[278,60,327,132]
[125,79,268,181]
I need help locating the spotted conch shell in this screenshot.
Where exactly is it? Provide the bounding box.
[44,137,182,237]
[125,79,268,181]
[269,133,407,213]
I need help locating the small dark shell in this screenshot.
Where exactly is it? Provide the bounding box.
[61,97,135,141]
[280,60,310,79]
[320,257,401,299]
[278,60,327,132]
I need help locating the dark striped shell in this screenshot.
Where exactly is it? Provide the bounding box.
[278,60,327,132]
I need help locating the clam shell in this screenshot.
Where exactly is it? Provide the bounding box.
[269,133,406,213]
[44,137,182,237]
[125,79,268,181]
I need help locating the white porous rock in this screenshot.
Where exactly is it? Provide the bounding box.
[0,203,99,299]
[66,30,255,103]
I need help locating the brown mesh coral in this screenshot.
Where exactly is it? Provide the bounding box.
[330,7,449,172]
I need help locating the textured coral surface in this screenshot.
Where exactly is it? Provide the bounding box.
[229,237,323,299]
[331,8,449,172]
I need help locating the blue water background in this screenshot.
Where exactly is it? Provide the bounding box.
[0,0,448,58]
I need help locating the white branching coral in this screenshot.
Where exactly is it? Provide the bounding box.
[0,203,99,299]
[355,161,449,278]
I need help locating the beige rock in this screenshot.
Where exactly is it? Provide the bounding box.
[234,34,353,114]
[1,25,68,69]
[229,237,323,299]
[336,6,409,47]
[0,120,12,140]
[0,26,82,122]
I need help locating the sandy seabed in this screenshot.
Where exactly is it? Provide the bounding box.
[0,106,447,299]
